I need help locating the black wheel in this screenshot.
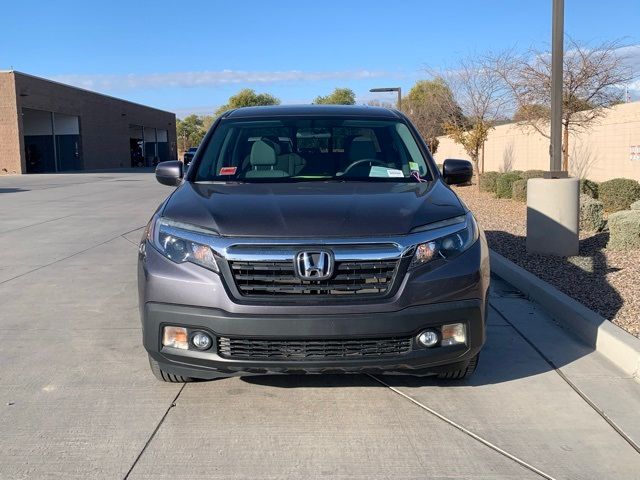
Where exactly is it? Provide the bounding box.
[148,354,195,383]
[437,353,479,380]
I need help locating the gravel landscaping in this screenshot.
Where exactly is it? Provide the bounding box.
[455,185,640,338]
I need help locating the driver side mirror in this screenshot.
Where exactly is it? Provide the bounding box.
[155,160,183,186]
[442,159,473,185]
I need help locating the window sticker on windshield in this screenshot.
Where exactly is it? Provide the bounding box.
[409,162,419,172]
[219,167,237,175]
[370,166,389,178]
[370,166,404,178]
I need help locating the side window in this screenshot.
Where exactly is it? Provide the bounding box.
[394,123,428,176]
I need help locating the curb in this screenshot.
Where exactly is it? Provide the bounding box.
[490,250,640,379]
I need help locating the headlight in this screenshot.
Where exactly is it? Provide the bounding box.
[150,217,219,272]
[409,213,479,269]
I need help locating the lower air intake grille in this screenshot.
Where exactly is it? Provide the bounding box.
[218,336,412,360]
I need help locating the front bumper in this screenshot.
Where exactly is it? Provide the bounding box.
[143,299,486,379]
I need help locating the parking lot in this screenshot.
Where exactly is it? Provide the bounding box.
[1,171,639,479]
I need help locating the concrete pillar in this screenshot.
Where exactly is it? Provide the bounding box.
[526,178,579,256]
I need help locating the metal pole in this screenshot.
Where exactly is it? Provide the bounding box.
[397,88,402,111]
[550,0,564,172]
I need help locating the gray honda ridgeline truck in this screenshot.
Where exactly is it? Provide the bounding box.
[138,105,489,382]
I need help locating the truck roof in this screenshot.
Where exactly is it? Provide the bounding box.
[223,104,402,119]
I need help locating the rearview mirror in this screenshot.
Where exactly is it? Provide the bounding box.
[442,159,473,185]
[155,161,183,187]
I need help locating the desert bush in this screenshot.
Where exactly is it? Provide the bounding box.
[579,194,605,232]
[521,170,546,181]
[607,209,640,250]
[496,172,522,199]
[511,179,527,202]
[511,170,524,177]
[580,179,599,199]
[598,178,640,212]
[479,172,500,193]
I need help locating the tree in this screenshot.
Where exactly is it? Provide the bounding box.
[176,114,206,153]
[202,114,216,132]
[435,57,511,175]
[367,99,395,109]
[401,78,463,154]
[215,88,280,115]
[492,39,634,171]
[512,104,549,123]
[314,88,356,105]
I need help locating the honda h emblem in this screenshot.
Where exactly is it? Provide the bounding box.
[295,251,334,280]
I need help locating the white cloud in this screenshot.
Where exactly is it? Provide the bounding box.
[50,69,396,91]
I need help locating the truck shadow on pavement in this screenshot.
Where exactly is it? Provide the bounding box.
[242,230,620,389]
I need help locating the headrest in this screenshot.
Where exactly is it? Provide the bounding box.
[348,136,377,161]
[262,137,282,155]
[250,140,277,166]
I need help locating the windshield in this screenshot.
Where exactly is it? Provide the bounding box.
[193,117,434,182]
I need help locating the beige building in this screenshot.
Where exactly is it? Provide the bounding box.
[435,101,640,182]
[0,71,177,174]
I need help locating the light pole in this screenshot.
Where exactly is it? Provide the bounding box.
[369,87,402,110]
[550,0,564,174]
[526,0,579,257]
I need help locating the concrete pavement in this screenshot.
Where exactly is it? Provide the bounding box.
[0,171,639,479]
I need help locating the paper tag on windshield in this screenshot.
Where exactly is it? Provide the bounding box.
[369,166,388,177]
[409,162,419,172]
[219,167,237,175]
[370,166,404,178]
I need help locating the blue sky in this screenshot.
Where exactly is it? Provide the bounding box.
[1,0,639,117]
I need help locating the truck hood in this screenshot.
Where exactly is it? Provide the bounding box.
[161,181,466,237]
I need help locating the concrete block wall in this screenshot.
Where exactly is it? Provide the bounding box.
[434,101,640,181]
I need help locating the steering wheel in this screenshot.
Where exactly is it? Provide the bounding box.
[341,159,387,176]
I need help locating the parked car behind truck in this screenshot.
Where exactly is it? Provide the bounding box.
[183,147,198,166]
[139,105,489,382]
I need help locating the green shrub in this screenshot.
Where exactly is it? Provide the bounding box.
[598,178,640,212]
[631,200,640,210]
[580,179,599,199]
[511,179,527,202]
[510,170,524,177]
[579,194,605,232]
[496,172,522,198]
[479,172,500,193]
[607,209,640,250]
[521,170,546,181]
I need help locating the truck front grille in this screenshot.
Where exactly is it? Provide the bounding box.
[218,336,412,360]
[229,259,399,297]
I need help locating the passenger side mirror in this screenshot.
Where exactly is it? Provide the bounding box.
[155,160,183,186]
[442,159,473,185]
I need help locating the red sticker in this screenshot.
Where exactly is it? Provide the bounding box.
[219,167,237,175]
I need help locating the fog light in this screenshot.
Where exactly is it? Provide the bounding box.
[441,323,466,346]
[417,329,439,348]
[162,326,188,350]
[191,331,212,350]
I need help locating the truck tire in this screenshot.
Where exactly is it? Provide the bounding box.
[148,354,195,383]
[437,353,479,380]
